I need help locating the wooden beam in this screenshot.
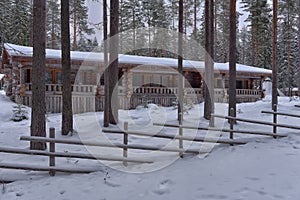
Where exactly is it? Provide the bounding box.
[153,123,287,137]
[20,136,204,154]
[262,110,300,119]
[0,163,97,174]
[0,146,153,164]
[212,114,300,130]
[102,129,247,145]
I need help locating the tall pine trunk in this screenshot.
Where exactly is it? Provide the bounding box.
[272,0,278,107]
[31,0,46,150]
[108,0,119,124]
[204,0,214,120]
[298,0,300,95]
[178,0,184,124]
[287,11,291,97]
[61,0,73,135]
[73,2,77,51]
[103,0,109,127]
[228,0,236,118]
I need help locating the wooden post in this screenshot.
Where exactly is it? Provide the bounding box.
[123,122,128,166]
[179,125,183,158]
[230,108,235,143]
[209,112,215,127]
[49,128,55,176]
[273,104,277,138]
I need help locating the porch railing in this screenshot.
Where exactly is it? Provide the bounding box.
[25,83,97,94]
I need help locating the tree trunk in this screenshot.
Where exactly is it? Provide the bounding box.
[251,23,255,66]
[214,0,217,60]
[31,0,46,150]
[298,0,300,95]
[108,0,119,125]
[287,11,291,97]
[61,0,73,135]
[51,0,56,49]
[73,3,77,51]
[228,0,236,118]
[133,8,136,54]
[204,0,214,120]
[103,0,109,127]
[272,0,278,107]
[193,0,197,42]
[178,0,184,124]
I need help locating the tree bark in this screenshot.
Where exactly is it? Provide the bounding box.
[73,2,77,51]
[204,0,214,120]
[272,0,278,107]
[178,0,184,124]
[298,0,300,95]
[61,0,73,135]
[31,0,46,150]
[103,0,109,127]
[228,0,236,118]
[108,0,119,124]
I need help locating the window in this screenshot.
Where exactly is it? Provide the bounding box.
[133,74,143,87]
[216,79,223,88]
[25,68,31,83]
[45,71,53,84]
[56,71,62,84]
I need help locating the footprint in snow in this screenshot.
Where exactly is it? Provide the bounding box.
[104,181,121,188]
[245,177,260,181]
[152,179,174,195]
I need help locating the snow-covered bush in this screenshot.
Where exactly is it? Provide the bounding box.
[172,100,194,114]
[11,104,28,122]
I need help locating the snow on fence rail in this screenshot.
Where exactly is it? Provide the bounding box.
[0,127,154,176]
[211,105,298,140]
[153,105,291,143]
[261,104,300,136]
[153,123,285,138]
[102,127,248,146]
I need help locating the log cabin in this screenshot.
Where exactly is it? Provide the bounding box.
[1,43,272,113]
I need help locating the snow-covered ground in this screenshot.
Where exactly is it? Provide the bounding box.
[1,90,300,200]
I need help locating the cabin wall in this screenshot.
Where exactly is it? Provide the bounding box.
[2,50,268,113]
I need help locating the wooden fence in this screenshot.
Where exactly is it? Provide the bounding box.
[0,127,153,176]
[1,103,297,176]
[211,105,299,140]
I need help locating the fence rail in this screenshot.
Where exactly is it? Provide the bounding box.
[153,123,286,138]
[0,128,153,176]
[212,114,300,130]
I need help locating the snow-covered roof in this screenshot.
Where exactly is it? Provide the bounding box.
[3,43,272,75]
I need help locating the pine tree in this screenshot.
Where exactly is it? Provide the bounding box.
[61,0,73,135]
[7,0,32,46]
[141,0,171,57]
[46,0,61,49]
[119,0,145,54]
[108,0,119,124]
[241,0,272,68]
[31,0,46,150]
[70,0,95,50]
[0,1,11,51]
[277,0,298,95]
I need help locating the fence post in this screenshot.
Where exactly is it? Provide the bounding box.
[273,104,277,139]
[179,125,183,158]
[49,128,56,176]
[123,122,128,166]
[209,112,215,127]
[229,108,235,144]
[179,113,183,158]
